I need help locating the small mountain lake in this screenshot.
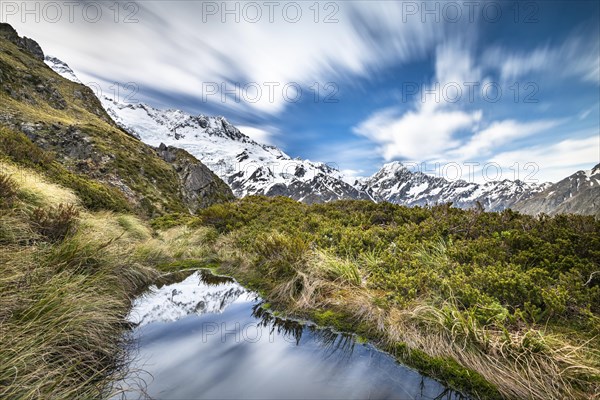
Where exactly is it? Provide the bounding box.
[112,270,466,400]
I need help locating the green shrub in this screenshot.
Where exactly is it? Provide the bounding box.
[253,232,309,278]
[151,212,194,230]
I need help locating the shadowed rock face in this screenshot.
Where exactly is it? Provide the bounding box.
[156,143,234,212]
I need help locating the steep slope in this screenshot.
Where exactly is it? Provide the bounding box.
[0,23,233,215]
[360,161,552,211]
[513,164,600,216]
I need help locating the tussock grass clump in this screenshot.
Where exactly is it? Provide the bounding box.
[0,167,164,399]
[117,215,152,240]
[0,161,79,206]
[387,299,600,399]
[314,251,362,286]
[0,210,37,245]
[31,203,79,242]
[0,172,18,207]
[0,231,158,399]
[132,225,217,268]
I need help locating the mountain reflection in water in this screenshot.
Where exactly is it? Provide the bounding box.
[113,270,467,400]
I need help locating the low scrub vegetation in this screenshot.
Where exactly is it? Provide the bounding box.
[187,196,600,399]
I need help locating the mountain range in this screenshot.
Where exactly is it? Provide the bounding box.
[48,59,595,216]
[8,23,597,216]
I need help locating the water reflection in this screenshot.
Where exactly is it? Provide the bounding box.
[252,304,357,358]
[197,269,235,286]
[113,270,468,400]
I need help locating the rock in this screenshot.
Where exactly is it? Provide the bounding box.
[21,37,44,61]
[513,164,600,216]
[156,144,234,212]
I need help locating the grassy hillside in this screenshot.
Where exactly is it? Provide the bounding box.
[0,23,232,216]
[0,23,234,398]
[0,161,150,398]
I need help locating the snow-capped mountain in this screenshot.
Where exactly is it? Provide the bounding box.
[46,55,597,214]
[100,95,554,210]
[127,271,250,327]
[99,96,371,203]
[44,56,82,83]
[44,55,370,203]
[360,161,552,211]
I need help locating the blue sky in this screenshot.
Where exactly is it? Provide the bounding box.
[6,0,599,182]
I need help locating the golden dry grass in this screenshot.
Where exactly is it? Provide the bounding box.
[0,161,79,207]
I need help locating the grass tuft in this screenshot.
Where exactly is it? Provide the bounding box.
[0,172,18,207]
[30,203,79,242]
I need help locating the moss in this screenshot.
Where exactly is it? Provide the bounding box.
[156,259,216,272]
[355,335,368,344]
[392,344,502,399]
[311,309,356,332]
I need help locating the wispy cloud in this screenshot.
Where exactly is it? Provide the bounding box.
[450,119,563,160]
[484,35,600,84]
[353,36,485,162]
[490,134,599,182]
[8,1,446,116]
[237,125,278,146]
[353,105,483,161]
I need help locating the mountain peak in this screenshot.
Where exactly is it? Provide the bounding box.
[377,161,406,175]
[44,55,82,84]
[41,53,596,214]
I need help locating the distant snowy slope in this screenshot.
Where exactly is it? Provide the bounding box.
[513,164,600,216]
[359,161,551,211]
[44,56,81,83]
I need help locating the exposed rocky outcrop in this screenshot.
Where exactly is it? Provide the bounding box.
[0,23,234,216]
[156,143,234,212]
